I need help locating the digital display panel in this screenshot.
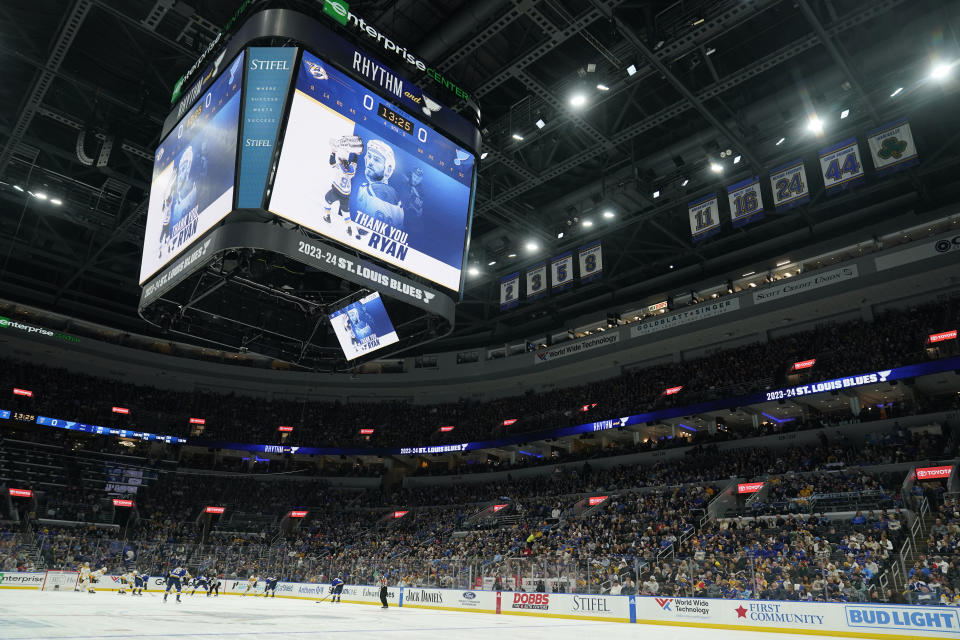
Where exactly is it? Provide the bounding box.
[139,51,245,284]
[269,50,474,291]
[328,291,399,360]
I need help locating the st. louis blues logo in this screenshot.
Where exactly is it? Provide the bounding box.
[877,137,908,160]
[305,61,329,80]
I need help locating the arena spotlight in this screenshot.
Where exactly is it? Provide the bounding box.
[775,137,786,146]
[931,62,953,80]
[626,64,637,76]
[535,118,546,129]
[582,219,594,228]
[480,152,489,159]
[890,87,903,97]
[709,162,723,174]
[557,231,564,239]
[468,266,480,276]
[602,210,615,218]
[569,93,587,107]
[488,260,497,266]
[681,178,689,187]
[840,109,850,119]
[33,192,48,200]
[807,115,824,134]
[525,241,539,252]
[652,190,660,199]
[511,133,524,141]
[596,83,610,91]
[12,185,23,192]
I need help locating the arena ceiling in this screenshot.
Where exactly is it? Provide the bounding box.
[0,0,958,360]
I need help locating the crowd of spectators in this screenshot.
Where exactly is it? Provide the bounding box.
[1,296,956,449]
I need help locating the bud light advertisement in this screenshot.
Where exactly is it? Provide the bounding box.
[328,291,399,360]
[268,50,474,291]
[141,51,244,284]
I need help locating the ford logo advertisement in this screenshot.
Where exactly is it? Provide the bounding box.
[462,592,476,600]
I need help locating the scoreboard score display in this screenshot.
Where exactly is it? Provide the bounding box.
[137,7,479,368]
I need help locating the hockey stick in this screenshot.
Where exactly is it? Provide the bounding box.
[315,593,332,603]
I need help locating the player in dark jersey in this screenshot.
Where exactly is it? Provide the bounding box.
[263,575,279,598]
[190,574,210,596]
[207,575,221,597]
[164,566,190,603]
[133,571,148,596]
[330,573,345,603]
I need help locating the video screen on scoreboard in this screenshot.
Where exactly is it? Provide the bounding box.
[139,51,245,285]
[268,50,474,292]
[329,292,399,360]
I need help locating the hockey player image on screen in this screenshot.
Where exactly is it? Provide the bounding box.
[323,135,363,235]
[328,292,399,360]
[342,305,374,345]
[159,145,200,261]
[354,139,404,235]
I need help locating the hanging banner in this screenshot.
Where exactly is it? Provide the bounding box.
[525,262,547,299]
[819,137,865,193]
[769,159,810,211]
[726,176,764,228]
[551,252,574,292]
[688,193,720,242]
[500,272,520,311]
[578,243,603,281]
[867,118,919,176]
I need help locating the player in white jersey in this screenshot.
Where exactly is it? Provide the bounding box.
[323,136,362,235]
[82,566,107,594]
[241,573,259,597]
[77,562,91,592]
[117,570,136,594]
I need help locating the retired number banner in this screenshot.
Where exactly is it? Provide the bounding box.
[819,137,865,193]
[769,159,810,211]
[500,272,520,311]
[551,253,574,291]
[727,176,764,228]
[867,118,919,176]
[688,193,720,242]
[525,262,547,299]
[578,243,603,281]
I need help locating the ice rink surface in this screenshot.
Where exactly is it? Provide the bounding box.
[0,590,861,640]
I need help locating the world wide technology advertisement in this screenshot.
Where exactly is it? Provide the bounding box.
[269,51,474,291]
[140,52,245,284]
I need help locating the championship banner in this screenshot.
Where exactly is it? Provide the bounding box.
[578,243,603,281]
[769,159,809,211]
[525,262,547,299]
[688,193,720,242]
[726,176,764,228]
[819,137,865,194]
[500,272,520,310]
[551,252,574,291]
[867,118,919,176]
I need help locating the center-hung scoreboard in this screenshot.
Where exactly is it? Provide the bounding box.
[137,6,480,367]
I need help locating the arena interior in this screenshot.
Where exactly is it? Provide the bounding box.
[0,0,959,639]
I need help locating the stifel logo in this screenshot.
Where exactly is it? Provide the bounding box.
[656,598,673,610]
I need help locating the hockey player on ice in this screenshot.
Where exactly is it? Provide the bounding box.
[76,562,91,592]
[164,566,190,603]
[323,136,362,235]
[117,569,136,594]
[242,573,259,597]
[207,574,221,597]
[263,575,279,598]
[133,570,147,596]
[329,573,345,603]
[190,574,210,595]
[355,139,404,236]
[87,566,107,594]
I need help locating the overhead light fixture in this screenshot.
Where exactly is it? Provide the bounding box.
[807,115,823,134]
[468,266,480,276]
[705,47,716,56]
[741,271,755,277]
[733,155,741,164]
[488,260,497,266]
[840,109,850,119]
[480,152,489,160]
[931,62,952,80]
[511,133,524,141]
[681,178,689,187]
[582,219,593,228]
[669,264,674,269]
[33,192,48,200]
[775,137,786,146]
[535,118,546,129]
[507,253,517,258]
[890,87,903,97]
[525,241,539,252]
[596,83,610,91]
[692,17,705,26]
[709,162,723,174]
[50,198,62,205]
[776,259,791,267]
[652,190,660,199]
[569,93,587,107]
[13,185,23,192]
[557,231,564,239]
[626,64,637,76]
